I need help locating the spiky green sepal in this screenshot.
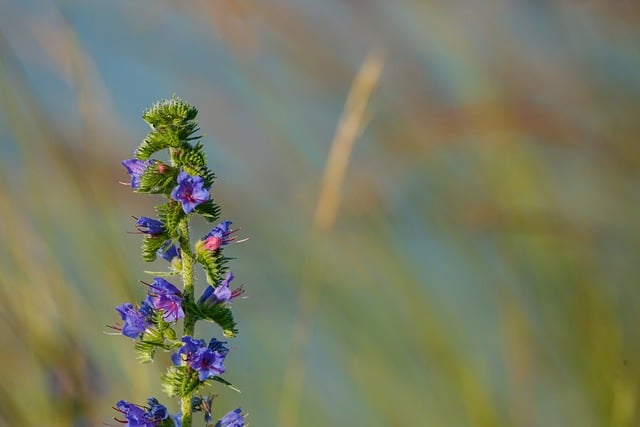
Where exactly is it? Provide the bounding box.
[185,300,238,338]
[195,243,229,286]
[201,303,238,338]
[134,312,180,363]
[137,162,178,194]
[142,234,171,262]
[156,201,185,239]
[163,366,204,398]
[134,322,178,364]
[162,365,240,399]
[135,97,200,160]
[194,200,221,223]
[173,141,216,188]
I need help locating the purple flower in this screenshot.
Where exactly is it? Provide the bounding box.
[199,272,243,306]
[136,217,165,235]
[122,159,152,189]
[202,221,235,251]
[171,336,206,366]
[171,336,229,381]
[170,172,210,214]
[215,408,244,427]
[148,278,184,322]
[192,395,213,424]
[192,346,227,381]
[114,398,169,427]
[146,398,168,422]
[157,241,181,263]
[115,300,153,339]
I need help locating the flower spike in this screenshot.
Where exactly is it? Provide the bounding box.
[110,97,246,427]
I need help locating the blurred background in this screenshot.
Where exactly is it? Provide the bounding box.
[1,0,640,426]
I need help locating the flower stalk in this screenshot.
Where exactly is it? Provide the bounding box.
[109,97,247,427]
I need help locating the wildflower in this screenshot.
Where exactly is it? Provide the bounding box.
[148,278,184,322]
[157,241,181,263]
[192,395,213,424]
[114,398,169,427]
[146,398,168,423]
[136,217,165,236]
[122,159,152,189]
[170,172,210,214]
[171,336,229,381]
[199,272,243,306]
[115,298,153,339]
[171,336,206,366]
[202,221,235,251]
[192,347,226,381]
[215,408,244,427]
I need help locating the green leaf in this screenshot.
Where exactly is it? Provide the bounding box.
[194,200,220,223]
[137,162,177,194]
[174,141,216,188]
[143,270,180,277]
[162,366,204,398]
[162,366,187,397]
[142,234,169,262]
[199,303,238,338]
[134,328,163,363]
[196,246,229,285]
[156,201,184,238]
[134,340,156,363]
[135,130,170,160]
[142,97,200,148]
[211,376,241,393]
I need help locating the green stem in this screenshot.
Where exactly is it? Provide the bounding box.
[179,218,196,427]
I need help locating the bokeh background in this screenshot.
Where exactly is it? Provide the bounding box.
[1,1,640,426]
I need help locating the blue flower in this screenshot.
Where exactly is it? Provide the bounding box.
[157,241,181,263]
[192,347,226,381]
[115,299,153,339]
[122,159,152,189]
[192,395,214,424]
[171,336,206,366]
[146,398,168,422]
[171,336,229,381]
[114,398,169,427]
[215,408,244,427]
[202,221,234,251]
[148,278,184,322]
[170,172,210,214]
[136,217,165,235]
[199,272,243,306]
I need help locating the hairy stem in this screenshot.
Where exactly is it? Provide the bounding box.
[179,218,195,426]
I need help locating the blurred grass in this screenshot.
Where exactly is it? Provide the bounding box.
[1,1,640,426]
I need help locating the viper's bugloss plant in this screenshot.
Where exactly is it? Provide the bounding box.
[109,97,247,427]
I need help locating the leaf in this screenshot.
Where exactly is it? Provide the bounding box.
[135,130,170,160]
[194,200,221,223]
[196,302,238,338]
[137,162,177,194]
[162,366,204,398]
[197,248,229,286]
[173,142,216,187]
[156,201,184,238]
[142,97,200,147]
[141,234,169,262]
[211,376,241,393]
